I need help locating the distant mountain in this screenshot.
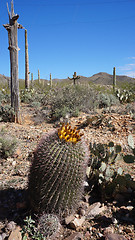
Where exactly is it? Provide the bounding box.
[89,72,135,85]
[0,74,9,84]
[0,72,134,86]
[53,72,135,85]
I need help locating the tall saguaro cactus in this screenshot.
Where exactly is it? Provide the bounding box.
[25,29,29,89]
[38,69,40,84]
[3,0,23,123]
[50,73,52,88]
[31,73,33,88]
[113,67,116,92]
[68,72,80,85]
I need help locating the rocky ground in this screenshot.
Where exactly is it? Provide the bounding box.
[0,103,135,240]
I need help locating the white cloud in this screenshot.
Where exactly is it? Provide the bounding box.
[117,60,135,77]
[125,71,135,78]
[118,63,135,71]
[118,65,132,71]
[127,57,135,60]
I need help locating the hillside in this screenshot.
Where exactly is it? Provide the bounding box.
[0,72,135,86]
[52,72,135,85]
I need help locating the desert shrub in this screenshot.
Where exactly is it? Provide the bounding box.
[30,101,41,109]
[0,128,17,158]
[20,89,45,105]
[21,216,44,240]
[0,90,10,104]
[95,93,119,109]
[20,89,35,103]
[0,104,15,122]
[42,84,97,121]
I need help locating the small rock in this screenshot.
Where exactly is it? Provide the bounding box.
[84,231,91,238]
[124,227,132,234]
[65,214,75,225]
[7,157,14,162]
[98,232,103,238]
[12,160,16,166]
[83,181,89,187]
[69,216,85,230]
[86,202,105,219]
[6,221,16,231]
[111,217,118,224]
[1,233,7,240]
[104,227,114,235]
[105,233,127,240]
[78,208,85,216]
[127,205,134,211]
[8,226,22,240]
[64,232,83,240]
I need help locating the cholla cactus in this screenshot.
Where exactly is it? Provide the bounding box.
[28,124,89,218]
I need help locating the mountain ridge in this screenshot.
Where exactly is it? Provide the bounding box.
[0,72,134,85]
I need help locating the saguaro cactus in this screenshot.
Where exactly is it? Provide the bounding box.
[68,72,80,85]
[38,69,40,84]
[50,73,52,88]
[28,124,89,218]
[113,67,116,92]
[31,73,33,88]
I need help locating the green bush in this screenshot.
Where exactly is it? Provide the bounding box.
[95,93,119,109]
[0,90,10,104]
[0,129,17,158]
[42,84,96,121]
[20,89,35,103]
[30,101,41,109]
[0,104,15,122]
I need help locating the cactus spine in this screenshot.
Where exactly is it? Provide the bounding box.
[113,67,116,92]
[28,124,89,218]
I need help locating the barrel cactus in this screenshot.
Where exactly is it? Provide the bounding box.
[38,214,62,239]
[28,123,89,217]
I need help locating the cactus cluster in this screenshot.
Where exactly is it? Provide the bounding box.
[116,89,134,103]
[28,124,89,218]
[87,142,123,199]
[38,214,62,239]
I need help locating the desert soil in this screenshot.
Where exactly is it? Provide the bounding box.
[0,102,135,240]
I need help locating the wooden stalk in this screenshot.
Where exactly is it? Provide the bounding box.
[3,0,24,123]
[25,29,29,89]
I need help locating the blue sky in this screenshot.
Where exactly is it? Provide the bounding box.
[1,0,135,80]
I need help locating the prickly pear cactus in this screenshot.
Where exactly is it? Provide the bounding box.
[28,124,89,217]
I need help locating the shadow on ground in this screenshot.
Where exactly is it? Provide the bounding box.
[0,188,30,225]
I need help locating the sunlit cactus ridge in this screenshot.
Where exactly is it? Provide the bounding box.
[28,124,89,217]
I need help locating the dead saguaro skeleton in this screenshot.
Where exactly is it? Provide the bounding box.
[25,29,29,89]
[3,0,23,123]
